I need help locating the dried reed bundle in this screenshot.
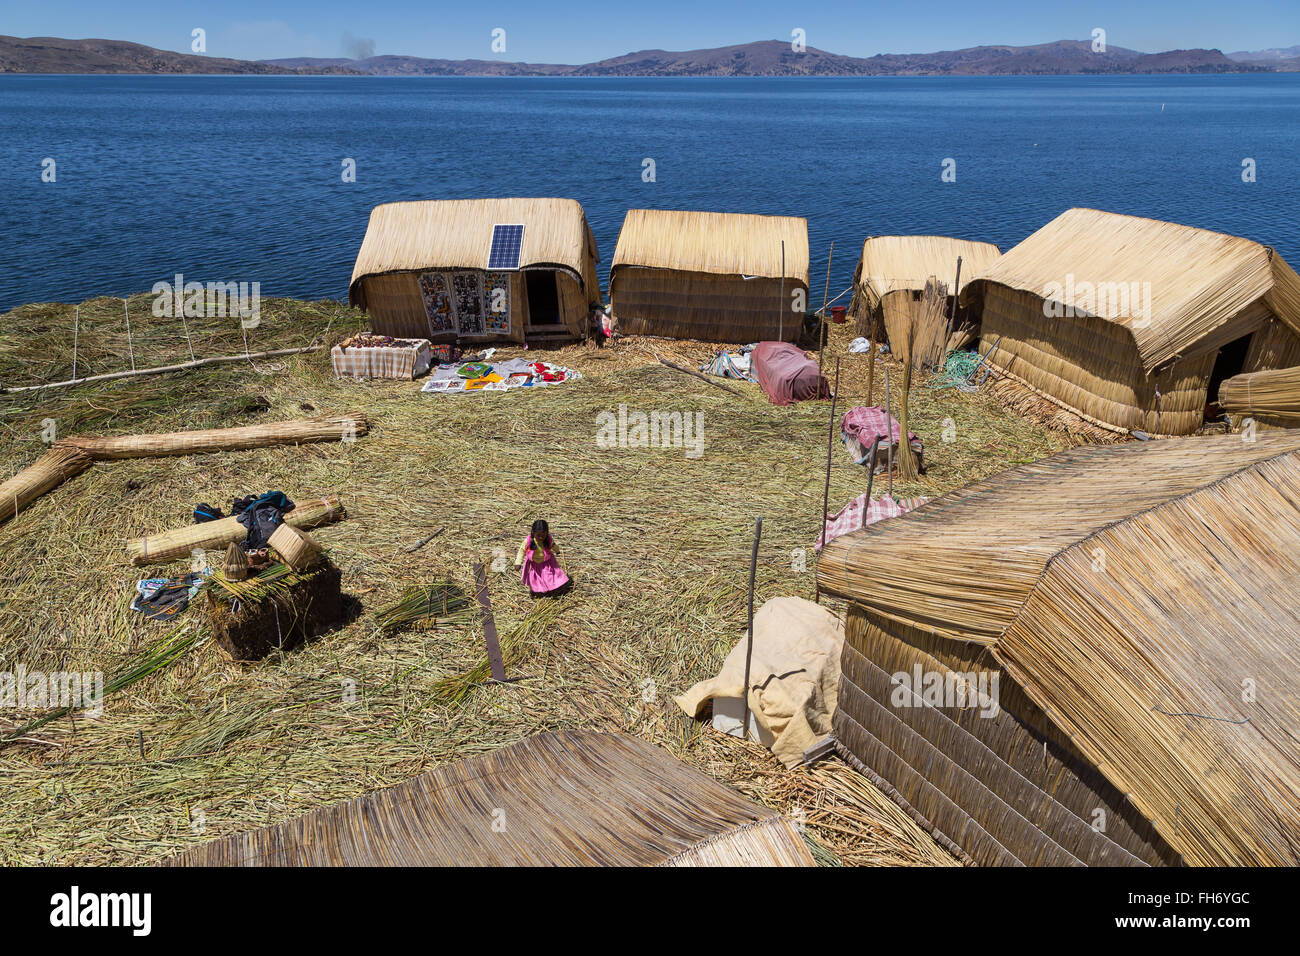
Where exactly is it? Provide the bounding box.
[167,731,814,866]
[223,542,249,581]
[126,494,345,566]
[0,445,93,523]
[57,413,368,460]
[267,523,323,571]
[883,278,948,479]
[1218,364,1300,424]
[374,582,473,633]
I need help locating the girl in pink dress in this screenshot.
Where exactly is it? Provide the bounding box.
[514,519,571,597]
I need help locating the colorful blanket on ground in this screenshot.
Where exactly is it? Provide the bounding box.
[815,494,930,551]
[840,405,924,472]
[420,358,582,395]
[701,345,757,382]
[332,335,433,380]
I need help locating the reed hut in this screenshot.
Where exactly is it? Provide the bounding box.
[168,731,814,866]
[610,209,809,342]
[849,235,1002,360]
[349,198,601,346]
[817,430,1300,867]
[959,208,1300,437]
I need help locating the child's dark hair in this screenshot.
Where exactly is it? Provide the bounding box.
[530,519,551,551]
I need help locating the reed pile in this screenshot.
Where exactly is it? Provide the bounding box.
[127,494,345,566]
[0,445,92,523]
[57,414,368,460]
[1218,364,1300,425]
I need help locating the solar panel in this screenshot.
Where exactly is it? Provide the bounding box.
[487,224,525,270]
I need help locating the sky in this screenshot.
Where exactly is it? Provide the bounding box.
[4,0,1298,63]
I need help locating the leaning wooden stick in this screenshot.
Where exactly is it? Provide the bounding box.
[817,358,842,597]
[3,346,323,394]
[739,515,763,738]
[657,358,746,397]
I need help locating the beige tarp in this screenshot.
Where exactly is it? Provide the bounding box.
[675,596,845,767]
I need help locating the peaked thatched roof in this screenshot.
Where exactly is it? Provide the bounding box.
[853,235,1001,300]
[348,198,599,299]
[166,731,814,867]
[818,430,1300,866]
[961,208,1300,371]
[611,209,810,286]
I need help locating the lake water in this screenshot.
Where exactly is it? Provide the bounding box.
[1,74,1298,314]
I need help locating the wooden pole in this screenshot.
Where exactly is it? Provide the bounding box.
[71,306,79,382]
[777,240,786,342]
[123,298,136,372]
[657,357,746,397]
[944,256,963,350]
[817,358,842,600]
[739,515,763,739]
[3,346,322,394]
[818,241,834,377]
[885,367,894,498]
[865,309,878,404]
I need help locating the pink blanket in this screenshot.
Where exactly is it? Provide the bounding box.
[753,342,830,406]
[840,405,924,472]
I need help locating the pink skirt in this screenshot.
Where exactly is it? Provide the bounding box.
[521,553,570,594]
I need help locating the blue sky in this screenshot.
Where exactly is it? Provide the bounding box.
[5,1,1298,63]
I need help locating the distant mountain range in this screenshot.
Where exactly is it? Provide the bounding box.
[3,35,1297,77]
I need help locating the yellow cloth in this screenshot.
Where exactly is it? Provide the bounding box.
[675,596,844,768]
[464,374,504,390]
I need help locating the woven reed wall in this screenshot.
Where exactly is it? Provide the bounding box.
[362,268,576,344]
[168,730,813,867]
[997,454,1300,866]
[980,284,1214,435]
[611,268,804,342]
[1243,314,1300,373]
[842,610,1181,866]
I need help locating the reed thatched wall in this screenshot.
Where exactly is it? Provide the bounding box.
[348,198,599,343]
[610,209,809,342]
[819,431,1300,866]
[980,285,1216,436]
[837,610,1180,866]
[167,731,814,867]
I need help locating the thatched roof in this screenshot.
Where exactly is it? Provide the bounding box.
[348,198,599,300]
[611,209,810,286]
[961,208,1300,371]
[818,431,1300,866]
[167,731,814,866]
[853,235,1001,300]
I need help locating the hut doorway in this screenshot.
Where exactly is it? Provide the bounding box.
[1207,332,1254,416]
[525,271,561,328]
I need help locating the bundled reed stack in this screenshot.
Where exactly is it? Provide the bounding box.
[817,429,1300,866]
[167,730,814,866]
[1218,364,1300,426]
[0,445,93,524]
[958,208,1300,437]
[268,524,324,571]
[127,494,345,566]
[223,542,250,581]
[57,413,368,460]
[885,278,947,479]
